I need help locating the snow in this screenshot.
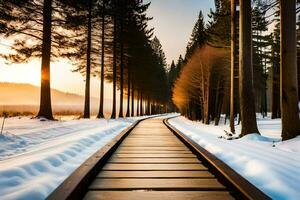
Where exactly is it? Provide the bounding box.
[0,116,146,200]
[169,115,300,200]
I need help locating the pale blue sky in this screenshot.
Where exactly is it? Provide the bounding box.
[147,0,214,64]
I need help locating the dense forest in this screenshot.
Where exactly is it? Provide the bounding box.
[169,0,300,140]
[0,0,169,119]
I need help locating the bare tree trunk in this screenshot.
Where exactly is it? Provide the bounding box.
[37,0,53,120]
[111,13,117,119]
[140,90,143,116]
[271,48,280,119]
[230,0,236,133]
[239,0,259,136]
[97,1,105,119]
[147,97,150,115]
[131,80,135,117]
[280,0,300,140]
[126,67,130,117]
[118,17,124,118]
[136,88,140,116]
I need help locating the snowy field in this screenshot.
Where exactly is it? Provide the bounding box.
[0,116,147,200]
[169,115,300,200]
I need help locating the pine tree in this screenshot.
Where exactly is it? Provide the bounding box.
[0,0,67,120]
[280,0,300,140]
[239,0,259,136]
[186,11,207,59]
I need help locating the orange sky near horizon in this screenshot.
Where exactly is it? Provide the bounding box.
[0,56,114,99]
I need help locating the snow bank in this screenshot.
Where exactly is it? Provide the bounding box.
[0,116,144,200]
[169,116,300,200]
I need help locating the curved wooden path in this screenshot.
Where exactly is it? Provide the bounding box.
[48,117,271,200]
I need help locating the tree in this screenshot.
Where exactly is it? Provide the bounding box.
[186,11,207,59]
[252,0,272,117]
[239,0,259,136]
[97,0,106,119]
[280,0,300,140]
[230,0,237,133]
[61,0,99,119]
[271,19,281,119]
[38,0,54,120]
[110,0,117,119]
[0,0,67,120]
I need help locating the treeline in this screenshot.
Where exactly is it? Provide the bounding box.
[169,0,300,140]
[170,1,230,123]
[0,0,169,120]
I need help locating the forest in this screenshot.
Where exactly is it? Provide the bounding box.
[170,0,300,140]
[0,0,169,120]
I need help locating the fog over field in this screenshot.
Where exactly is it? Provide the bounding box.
[0,82,116,116]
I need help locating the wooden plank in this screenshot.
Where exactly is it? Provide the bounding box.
[121,144,185,147]
[113,154,196,158]
[97,171,214,178]
[118,146,189,151]
[121,143,183,146]
[84,191,234,200]
[107,157,200,164]
[102,163,207,170]
[126,137,176,139]
[89,178,226,190]
[124,139,178,142]
[114,150,193,154]
[122,141,181,143]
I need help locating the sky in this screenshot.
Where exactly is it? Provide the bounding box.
[147,0,214,64]
[0,0,215,98]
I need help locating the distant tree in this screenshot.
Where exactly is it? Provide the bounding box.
[271,13,281,119]
[207,0,231,47]
[252,0,272,117]
[186,11,207,59]
[172,45,229,122]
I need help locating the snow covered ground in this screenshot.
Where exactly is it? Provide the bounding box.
[169,115,300,200]
[0,116,146,200]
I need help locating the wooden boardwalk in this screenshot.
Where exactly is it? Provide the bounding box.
[84,119,235,200]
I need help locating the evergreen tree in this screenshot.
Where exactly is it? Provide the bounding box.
[280,0,300,140]
[186,11,207,59]
[0,0,68,120]
[239,0,260,136]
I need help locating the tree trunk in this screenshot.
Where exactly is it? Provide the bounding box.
[126,67,130,117]
[140,90,143,116]
[271,50,280,119]
[97,1,105,119]
[239,0,259,136]
[118,18,124,118]
[83,0,92,119]
[131,80,135,117]
[37,0,53,120]
[136,88,140,116]
[111,12,117,119]
[280,0,300,140]
[230,0,236,133]
[147,97,150,115]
